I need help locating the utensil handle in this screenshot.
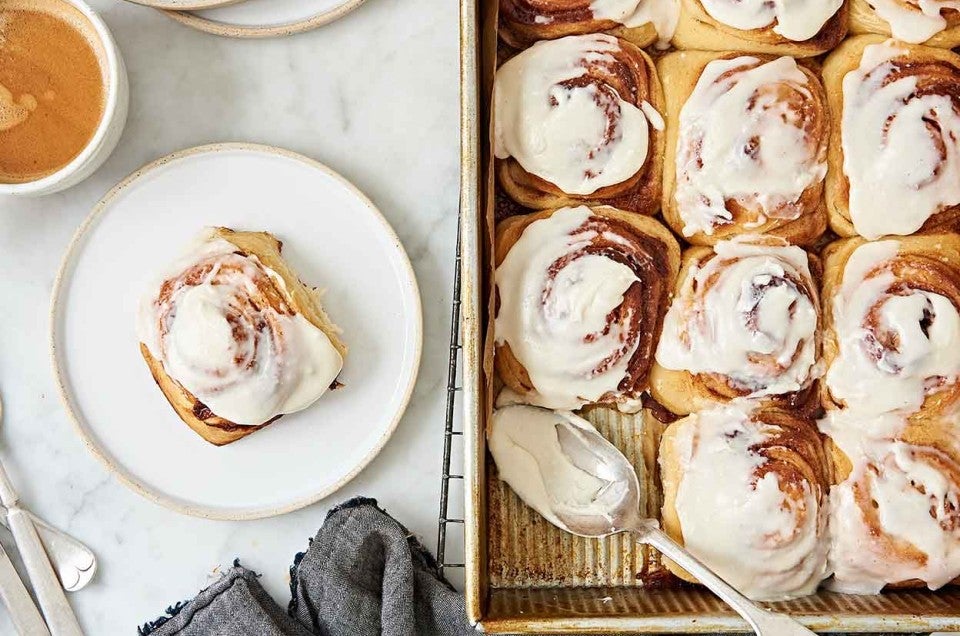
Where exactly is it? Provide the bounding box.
[0,543,49,636]
[6,510,82,636]
[634,525,817,636]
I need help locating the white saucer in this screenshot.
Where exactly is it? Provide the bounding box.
[52,143,422,520]
[125,0,240,10]
[164,0,366,38]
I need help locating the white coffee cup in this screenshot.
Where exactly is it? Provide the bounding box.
[0,0,129,197]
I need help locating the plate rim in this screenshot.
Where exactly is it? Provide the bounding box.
[124,0,243,11]
[161,0,367,39]
[49,142,424,521]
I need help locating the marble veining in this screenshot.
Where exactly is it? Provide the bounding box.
[0,0,460,631]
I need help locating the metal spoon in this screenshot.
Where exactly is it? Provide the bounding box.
[0,512,96,593]
[0,395,83,636]
[489,405,817,636]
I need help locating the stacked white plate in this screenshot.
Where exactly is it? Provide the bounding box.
[127,0,365,38]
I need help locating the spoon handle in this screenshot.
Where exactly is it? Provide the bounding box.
[633,524,817,636]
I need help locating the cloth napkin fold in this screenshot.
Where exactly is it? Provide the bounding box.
[139,498,475,636]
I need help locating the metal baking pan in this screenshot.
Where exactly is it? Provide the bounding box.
[458,0,960,630]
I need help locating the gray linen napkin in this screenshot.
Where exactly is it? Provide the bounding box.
[139,498,474,636]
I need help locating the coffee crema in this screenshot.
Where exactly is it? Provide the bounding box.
[0,0,106,184]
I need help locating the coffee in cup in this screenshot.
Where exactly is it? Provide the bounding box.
[0,0,108,184]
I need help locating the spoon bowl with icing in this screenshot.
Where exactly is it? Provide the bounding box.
[488,404,817,636]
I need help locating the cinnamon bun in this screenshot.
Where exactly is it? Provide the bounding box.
[823,36,960,239]
[651,236,821,416]
[670,0,847,56]
[498,0,680,49]
[849,0,960,47]
[821,234,960,420]
[659,403,830,600]
[658,51,829,245]
[494,34,665,216]
[820,410,960,592]
[494,205,680,412]
[137,228,347,446]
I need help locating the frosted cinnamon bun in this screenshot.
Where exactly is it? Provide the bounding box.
[650,236,821,416]
[659,51,828,245]
[137,228,346,446]
[820,410,960,593]
[849,0,960,47]
[823,36,960,239]
[670,0,846,56]
[821,235,960,420]
[659,404,830,600]
[494,205,680,412]
[499,0,679,49]
[494,34,665,216]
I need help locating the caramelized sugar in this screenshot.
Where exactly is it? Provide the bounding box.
[0,0,106,184]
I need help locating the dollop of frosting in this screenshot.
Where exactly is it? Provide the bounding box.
[138,233,343,426]
[590,0,680,47]
[669,404,829,600]
[841,42,960,239]
[867,0,960,43]
[657,236,819,397]
[494,34,661,196]
[819,410,960,593]
[825,240,960,415]
[698,0,842,40]
[674,56,827,237]
[495,207,644,410]
[488,404,632,535]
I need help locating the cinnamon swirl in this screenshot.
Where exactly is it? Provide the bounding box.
[494,205,680,412]
[659,403,830,600]
[498,0,680,49]
[658,51,828,245]
[494,34,665,216]
[823,36,960,239]
[137,228,347,446]
[670,0,847,56]
[821,234,960,420]
[650,236,821,416]
[820,410,960,593]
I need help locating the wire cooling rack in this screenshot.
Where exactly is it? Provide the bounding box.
[436,217,466,580]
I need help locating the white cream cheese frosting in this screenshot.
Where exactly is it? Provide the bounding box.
[698,0,842,40]
[488,404,630,535]
[669,404,829,600]
[819,410,960,594]
[825,240,960,415]
[867,0,960,43]
[656,236,819,396]
[494,34,662,196]
[674,57,827,237]
[590,0,680,47]
[495,206,641,410]
[841,42,960,239]
[138,233,343,426]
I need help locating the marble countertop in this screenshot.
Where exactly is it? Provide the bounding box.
[0,0,461,631]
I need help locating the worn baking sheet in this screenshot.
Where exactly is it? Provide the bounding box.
[458,0,960,631]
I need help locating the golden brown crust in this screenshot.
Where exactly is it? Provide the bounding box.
[671,0,848,56]
[848,0,960,47]
[820,233,960,422]
[496,38,665,216]
[140,228,345,446]
[658,50,829,246]
[660,407,830,584]
[649,241,823,416]
[498,0,660,48]
[823,35,960,237]
[493,206,680,408]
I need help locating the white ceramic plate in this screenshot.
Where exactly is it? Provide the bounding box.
[164,0,365,38]
[52,143,422,520]
[126,0,240,10]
